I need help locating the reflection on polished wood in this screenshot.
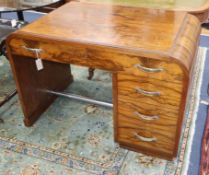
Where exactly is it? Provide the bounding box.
[79,0,209,22]
[0,0,62,12]
[7,2,201,160]
[14,4,190,54]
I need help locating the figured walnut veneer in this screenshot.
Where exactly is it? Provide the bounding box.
[6,2,201,160]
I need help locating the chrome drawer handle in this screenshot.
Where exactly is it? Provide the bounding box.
[134,64,163,73]
[134,112,159,121]
[134,133,157,142]
[135,87,161,96]
[22,46,42,53]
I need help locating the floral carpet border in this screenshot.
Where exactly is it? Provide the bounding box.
[0,136,128,175]
[174,47,207,175]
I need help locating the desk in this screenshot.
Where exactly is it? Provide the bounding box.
[79,0,209,22]
[7,2,200,160]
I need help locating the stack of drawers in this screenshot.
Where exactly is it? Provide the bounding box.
[114,58,188,160]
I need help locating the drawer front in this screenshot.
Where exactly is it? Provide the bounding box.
[123,59,184,83]
[118,103,178,126]
[117,101,178,155]
[9,37,184,83]
[117,105,177,152]
[117,73,183,108]
[118,126,175,155]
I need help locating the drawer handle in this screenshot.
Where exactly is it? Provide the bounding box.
[135,87,161,96]
[134,64,163,73]
[134,112,159,121]
[134,133,157,142]
[22,46,42,54]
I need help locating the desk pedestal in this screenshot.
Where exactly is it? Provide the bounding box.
[9,55,73,126]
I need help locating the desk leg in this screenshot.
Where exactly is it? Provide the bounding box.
[9,55,73,127]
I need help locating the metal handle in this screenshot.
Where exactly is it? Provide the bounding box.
[134,133,157,142]
[22,46,42,53]
[134,64,163,73]
[134,112,159,121]
[135,87,161,96]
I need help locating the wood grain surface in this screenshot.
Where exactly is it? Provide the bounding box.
[117,73,183,106]
[11,2,187,51]
[7,54,73,126]
[8,2,201,71]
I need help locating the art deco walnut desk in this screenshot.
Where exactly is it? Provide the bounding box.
[6,2,201,160]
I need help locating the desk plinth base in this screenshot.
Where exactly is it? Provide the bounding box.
[118,141,175,161]
[9,55,73,126]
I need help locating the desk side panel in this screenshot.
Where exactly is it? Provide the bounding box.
[6,49,73,126]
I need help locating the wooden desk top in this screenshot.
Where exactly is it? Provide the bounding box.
[18,2,187,52]
[9,2,200,72]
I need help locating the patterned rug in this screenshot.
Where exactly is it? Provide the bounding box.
[0,57,15,103]
[0,47,207,175]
